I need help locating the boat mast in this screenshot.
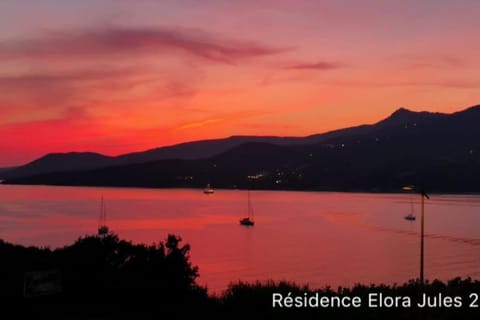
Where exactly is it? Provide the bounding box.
[98,196,109,236]
[248,190,254,220]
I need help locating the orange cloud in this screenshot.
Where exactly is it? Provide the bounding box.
[177,118,225,130]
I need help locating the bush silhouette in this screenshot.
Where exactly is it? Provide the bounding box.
[0,233,207,317]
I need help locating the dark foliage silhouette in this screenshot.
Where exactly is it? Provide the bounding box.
[0,234,207,318]
[2,235,479,319]
[221,279,480,319]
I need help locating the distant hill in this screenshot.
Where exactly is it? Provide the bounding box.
[4,104,480,192]
[114,135,307,163]
[0,166,17,178]
[2,152,115,180]
[0,166,16,173]
[1,136,308,180]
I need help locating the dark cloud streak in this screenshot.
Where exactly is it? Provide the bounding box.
[284,61,342,70]
[0,26,287,64]
[333,79,480,89]
[0,68,136,88]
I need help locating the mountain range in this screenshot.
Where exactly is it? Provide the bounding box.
[2,105,480,192]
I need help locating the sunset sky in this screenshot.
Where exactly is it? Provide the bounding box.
[1,0,479,166]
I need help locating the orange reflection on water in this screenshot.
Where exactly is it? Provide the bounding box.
[113,214,238,231]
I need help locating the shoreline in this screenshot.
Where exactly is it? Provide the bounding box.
[2,181,480,196]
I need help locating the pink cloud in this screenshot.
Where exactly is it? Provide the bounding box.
[0,66,201,125]
[0,68,146,120]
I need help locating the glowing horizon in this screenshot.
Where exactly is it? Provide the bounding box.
[1,0,480,166]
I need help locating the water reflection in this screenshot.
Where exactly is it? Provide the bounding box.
[0,184,479,293]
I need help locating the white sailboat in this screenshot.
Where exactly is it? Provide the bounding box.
[204,183,214,194]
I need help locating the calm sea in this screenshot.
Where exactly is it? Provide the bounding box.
[1,184,479,293]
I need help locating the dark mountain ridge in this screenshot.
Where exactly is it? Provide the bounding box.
[3,104,480,192]
[2,105,449,180]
